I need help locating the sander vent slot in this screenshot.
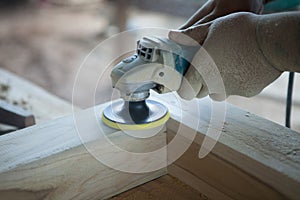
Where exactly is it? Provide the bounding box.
[137,44,154,61]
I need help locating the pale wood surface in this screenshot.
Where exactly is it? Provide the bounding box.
[0,103,167,199]
[0,68,77,123]
[0,69,169,199]
[154,93,300,200]
[168,130,285,200]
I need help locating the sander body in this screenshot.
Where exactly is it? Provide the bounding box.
[102,36,198,130]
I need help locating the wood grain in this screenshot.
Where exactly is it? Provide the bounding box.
[156,93,300,200]
[0,103,167,199]
[0,68,77,123]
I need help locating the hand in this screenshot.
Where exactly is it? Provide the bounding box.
[180,0,264,30]
[169,12,282,101]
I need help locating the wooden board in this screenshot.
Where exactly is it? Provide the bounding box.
[0,68,77,123]
[155,93,300,200]
[0,104,167,199]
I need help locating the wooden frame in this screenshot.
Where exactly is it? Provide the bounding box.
[0,70,299,199]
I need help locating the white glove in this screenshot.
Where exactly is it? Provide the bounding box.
[180,0,264,29]
[169,12,283,101]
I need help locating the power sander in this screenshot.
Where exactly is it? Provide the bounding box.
[102,36,198,130]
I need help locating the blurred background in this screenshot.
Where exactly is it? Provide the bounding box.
[0,0,299,131]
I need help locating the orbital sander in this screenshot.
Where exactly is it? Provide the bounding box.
[102,36,198,130]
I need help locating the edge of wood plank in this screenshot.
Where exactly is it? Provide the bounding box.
[154,93,300,199]
[0,103,167,199]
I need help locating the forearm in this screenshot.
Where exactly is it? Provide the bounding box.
[256,12,300,72]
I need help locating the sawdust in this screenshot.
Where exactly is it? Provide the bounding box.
[0,83,10,101]
[11,99,30,111]
[0,83,10,93]
[0,82,30,110]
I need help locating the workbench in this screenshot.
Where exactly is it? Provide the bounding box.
[0,69,299,200]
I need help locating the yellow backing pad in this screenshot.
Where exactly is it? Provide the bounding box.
[102,111,170,130]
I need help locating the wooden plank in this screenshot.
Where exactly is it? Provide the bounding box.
[156,93,300,200]
[168,129,286,200]
[0,68,77,123]
[0,103,167,199]
[168,164,232,200]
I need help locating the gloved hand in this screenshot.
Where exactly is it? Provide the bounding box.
[180,0,264,30]
[169,12,283,101]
